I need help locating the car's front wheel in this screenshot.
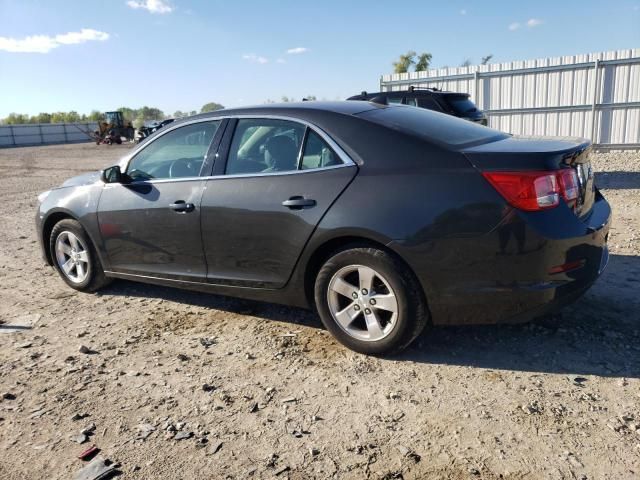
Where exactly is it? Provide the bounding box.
[314,247,428,355]
[49,219,111,292]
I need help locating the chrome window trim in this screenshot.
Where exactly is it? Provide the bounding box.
[115,114,356,184]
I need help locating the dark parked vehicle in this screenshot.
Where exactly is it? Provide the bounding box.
[36,102,610,355]
[348,87,488,125]
[135,118,175,143]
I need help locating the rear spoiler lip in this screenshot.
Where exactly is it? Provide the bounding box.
[461,136,592,172]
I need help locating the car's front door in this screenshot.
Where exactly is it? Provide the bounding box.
[200,117,357,288]
[97,119,223,281]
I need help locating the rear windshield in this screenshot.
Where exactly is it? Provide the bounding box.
[444,95,479,115]
[357,105,507,147]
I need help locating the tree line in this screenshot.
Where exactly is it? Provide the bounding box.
[0,102,225,127]
[392,51,494,73]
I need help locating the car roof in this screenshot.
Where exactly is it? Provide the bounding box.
[186,101,380,121]
[349,89,469,100]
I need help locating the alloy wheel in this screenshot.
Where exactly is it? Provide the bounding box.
[54,231,89,284]
[327,264,399,342]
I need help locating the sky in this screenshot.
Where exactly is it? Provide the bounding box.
[0,0,639,118]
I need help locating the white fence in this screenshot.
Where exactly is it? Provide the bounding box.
[381,48,640,149]
[0,122,98,147]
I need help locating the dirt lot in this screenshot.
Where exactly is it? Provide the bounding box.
[0,142,638,480]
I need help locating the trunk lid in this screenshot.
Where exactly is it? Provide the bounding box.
[463,135,595,217]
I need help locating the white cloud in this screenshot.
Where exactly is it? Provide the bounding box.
[460,9,467,15]
[526,18,542,27]
[242,54,269,64]
[126,0,173,14]
[0,28,109,53]
[508,22,521,31]
[286,47,309,55]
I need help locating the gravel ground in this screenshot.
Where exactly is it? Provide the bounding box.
[0,143,638,480]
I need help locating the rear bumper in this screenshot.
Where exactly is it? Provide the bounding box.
[391,192,612,326]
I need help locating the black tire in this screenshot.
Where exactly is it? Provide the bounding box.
[314,247,428,355]
[49,219,111,292]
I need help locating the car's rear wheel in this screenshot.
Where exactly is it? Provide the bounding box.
[50,219,111,292]
[314,247,428,355]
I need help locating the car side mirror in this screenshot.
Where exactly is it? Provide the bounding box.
[101,165,123,184]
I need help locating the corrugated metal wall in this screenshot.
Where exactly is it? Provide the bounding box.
[0,122,98,147]
[381,48,640,148]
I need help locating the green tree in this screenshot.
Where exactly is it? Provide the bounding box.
[481,54,493,65]
[393,51,416,73]
[51,112,66,123]
[460,59,472,67]
[189,110,197,116]
[415,53,433,72]
[4,113,30,124]
[118,107,137,123]
[200,102,224,113]
[64,111,81,123]
[173,110,186,118]
[87,110,103,122]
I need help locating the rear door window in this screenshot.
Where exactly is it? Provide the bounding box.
[225,119,305,174]
[418,97,442,111]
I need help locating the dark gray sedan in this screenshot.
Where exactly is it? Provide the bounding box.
[36,102,610,355]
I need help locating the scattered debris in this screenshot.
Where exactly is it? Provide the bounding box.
[177,354,189,362]
[209,441,223,455]
[73,456,116,480]
[70,434,88,444]
[78,445,100,461]
[78,345,91,354]
[2,392,16,400]
[174,431,193,441]
[281,397,297,404]
[202,383,216,392]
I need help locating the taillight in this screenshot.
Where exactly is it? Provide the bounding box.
[557,169,579,202]
[482,171,559,211]
[483,169,581,212]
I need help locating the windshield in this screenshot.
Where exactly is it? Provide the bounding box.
[357,105,506,148]
[445,95,479,115]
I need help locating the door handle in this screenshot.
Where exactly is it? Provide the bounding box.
[282,196,316,210]
[170,200,195,213]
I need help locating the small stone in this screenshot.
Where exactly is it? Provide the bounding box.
[81,423,96,435]
[78,345,91,354]
[281,397,297,403]
[174,431,193,441]
[249,402,258,413]
[71,413,88,421]
[2,393,16,400]
[202,384,216,392]
[17,342,32,349]
[387,392,401,400]
[309,447,320,456]
[177,354,189,361]
[71,434,88,444]
[209,441,223,455]
[468,467,480,475]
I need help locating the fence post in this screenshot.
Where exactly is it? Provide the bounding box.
[63,123,68,143]
[590,59,600,143]
[38,124,44,144]
[474,70,480,107]
[9,125,15,146]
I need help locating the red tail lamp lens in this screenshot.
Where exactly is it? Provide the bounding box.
[482,171,560,211]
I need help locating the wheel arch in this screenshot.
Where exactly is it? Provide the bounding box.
[302,235,429,314]
[41,210,82,265]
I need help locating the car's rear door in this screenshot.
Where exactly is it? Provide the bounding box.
[200,117,357,288]
[97,119,224,281]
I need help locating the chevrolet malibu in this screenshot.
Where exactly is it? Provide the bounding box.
[36,102,611,355]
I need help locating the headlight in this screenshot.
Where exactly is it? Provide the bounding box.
[37,190,51,203]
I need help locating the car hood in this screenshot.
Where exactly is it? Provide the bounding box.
[59,171,102,188]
